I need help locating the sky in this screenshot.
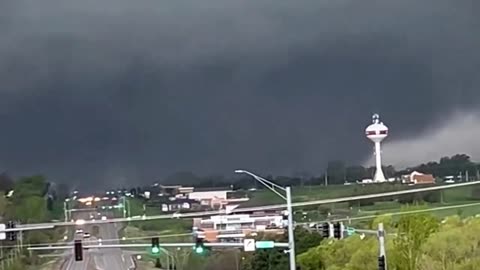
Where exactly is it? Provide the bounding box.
[0,0,479,188]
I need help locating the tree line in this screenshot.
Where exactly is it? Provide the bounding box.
[156,154,479,189]
[0,173,68,268]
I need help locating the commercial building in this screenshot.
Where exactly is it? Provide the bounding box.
[193,213,285,242]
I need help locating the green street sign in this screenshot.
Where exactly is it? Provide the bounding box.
[256,241,275,249]
[346,227,356,236]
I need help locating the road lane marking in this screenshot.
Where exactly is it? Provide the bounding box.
[65,258,74,270]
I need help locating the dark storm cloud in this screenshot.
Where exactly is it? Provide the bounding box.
[0,0,479,188]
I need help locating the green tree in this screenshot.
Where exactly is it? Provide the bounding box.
[242,227,322,270]
[390,212,439,270]
[12,175,48,199]
[298,235,381,270]
[243,249,288,270]
[418,218,480,270]
[295,227,323,254]
[371,214,394,231]
[10,196,48,223]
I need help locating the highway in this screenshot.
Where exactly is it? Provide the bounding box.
[61,211,134,270]
[91,222,134,270]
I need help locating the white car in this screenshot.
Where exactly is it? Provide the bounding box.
[75,229,83,234]
[101,216,107,221]
[83,232,91,239]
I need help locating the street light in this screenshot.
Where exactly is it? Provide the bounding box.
[234,169,296,270]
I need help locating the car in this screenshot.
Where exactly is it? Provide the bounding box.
[83,232,91,238]
[75,229,83,234]
[101,216,107,221]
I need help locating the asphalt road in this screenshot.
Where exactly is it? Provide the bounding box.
[62,211,134,270]
[91,222,134,270]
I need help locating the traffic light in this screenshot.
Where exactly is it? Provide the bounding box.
[378,255,386,270]
[194,237,205,254]
[74,240,83,261]
[151,237,160,254]
[321,222,330,238]
[6,221,16,241]
[333,222,342,239]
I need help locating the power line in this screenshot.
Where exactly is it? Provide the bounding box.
[299,201,480,224]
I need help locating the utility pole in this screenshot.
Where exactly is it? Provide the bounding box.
[378,223,387,270]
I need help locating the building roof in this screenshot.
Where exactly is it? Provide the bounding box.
[159,185,183,189]
[192,187,232,192]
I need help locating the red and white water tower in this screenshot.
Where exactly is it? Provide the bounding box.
[365,114,388,182]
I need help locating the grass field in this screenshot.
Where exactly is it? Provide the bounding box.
[292,184,480,228]
[125,183,480,233]
[244,183,478,207]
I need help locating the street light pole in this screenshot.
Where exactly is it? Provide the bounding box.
[286,186,296,270]
[64,199,70,222]
[235,170,296,270]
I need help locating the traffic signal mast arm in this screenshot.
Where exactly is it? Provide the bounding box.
[27,242,291,251]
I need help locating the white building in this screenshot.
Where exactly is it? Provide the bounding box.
[194,214,284,242]
[188,190,229,201]
[188,190,233,209]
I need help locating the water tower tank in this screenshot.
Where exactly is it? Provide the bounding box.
[365,114,388,143]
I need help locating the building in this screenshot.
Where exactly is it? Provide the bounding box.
[412,173,435,184]
[193,213,285,242]
[159,198,201,212]
[402,171,435,185]
[158,185,194,197]
[188,187,248,209]
[143,185,249,212]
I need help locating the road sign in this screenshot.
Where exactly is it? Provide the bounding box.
[255,241,275,249]
[346,227,356,236]
[0,224,5,240]
[243,239,256,252]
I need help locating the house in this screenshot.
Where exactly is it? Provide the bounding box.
[402,171,435,185]
[412,173,435,184]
